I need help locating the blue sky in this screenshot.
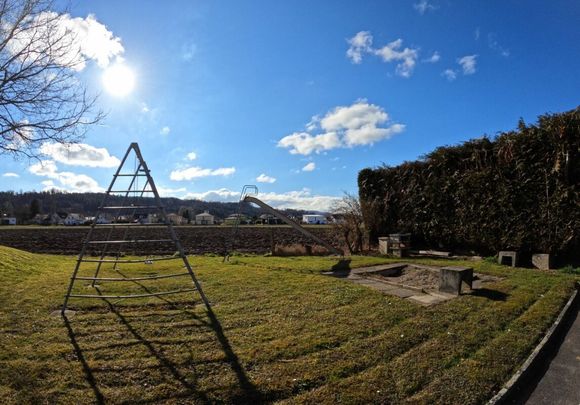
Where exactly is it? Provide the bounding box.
[1,0,579,210]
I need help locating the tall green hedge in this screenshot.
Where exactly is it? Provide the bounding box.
[358,107,580,257]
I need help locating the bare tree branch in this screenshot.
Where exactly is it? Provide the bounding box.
[331,192,367,254]
[0,0,103,159]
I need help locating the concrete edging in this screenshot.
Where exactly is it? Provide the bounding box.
[487,282,580,404]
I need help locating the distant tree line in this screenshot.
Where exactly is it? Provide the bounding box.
[358,107,580,258]
[0,190,313,224]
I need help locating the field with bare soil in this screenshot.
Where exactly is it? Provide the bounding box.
[0,225,342,255]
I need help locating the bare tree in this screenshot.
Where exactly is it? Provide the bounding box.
[332,192,367,254]
[0,0,103,159]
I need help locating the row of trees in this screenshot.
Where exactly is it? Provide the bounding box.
[0,190,320,225]
[358,108,579,257]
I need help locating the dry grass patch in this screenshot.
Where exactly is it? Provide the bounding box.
[0,246,576,404]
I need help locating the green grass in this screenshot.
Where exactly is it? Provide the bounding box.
[0,246,576,404]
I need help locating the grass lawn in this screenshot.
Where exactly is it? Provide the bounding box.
[0,246,577,404]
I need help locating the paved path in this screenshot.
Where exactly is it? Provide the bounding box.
[526,304,580,405]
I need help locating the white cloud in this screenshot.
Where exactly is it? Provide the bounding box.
[413,0,438,14]
[140,103,150,113]
[346,31,373,64]
[182,43,197,61]
[40,142,120,168]
[184,188,340,211]
[278,100,404,155]
[184,188,240,202]
[278,131,341,155]
[186,151,197,160]
[373,39,419,78]
[305,115,320,132]
[170,166,236,181]
[488,33,510,57]
[29,160,59,177]
[256,173,276,183]
[8,12,124,71]
[474,27,480,41]
[156,186,187,197]
[41,180,60,190]
[160,126,171,136]
[442,69,457,81]
[259,189,340,211]
[302,162,316,172]
[347,32,419,77]
[458,55,477,75]
[29,160,103,192]
[423,51,440,63]
[2,172,19,178]
[343,123,405,146]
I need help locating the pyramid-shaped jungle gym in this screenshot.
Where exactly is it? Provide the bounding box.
[62,143,209,314]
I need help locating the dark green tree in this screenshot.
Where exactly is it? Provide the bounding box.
[29,198,41,219]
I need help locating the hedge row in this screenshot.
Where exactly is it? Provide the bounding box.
[358,107,580,257]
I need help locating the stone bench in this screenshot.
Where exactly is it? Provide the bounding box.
[439,266,473,295]
[498,251,518,267]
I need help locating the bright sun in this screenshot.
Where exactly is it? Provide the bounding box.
[102,64,135,97]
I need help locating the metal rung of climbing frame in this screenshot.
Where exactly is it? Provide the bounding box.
[109,190,155,193]
[100,205,162,210]
[79,256,181,263]
[68,288,197,299]
[94,223,165,227]
[115,173,149,177]
[75,272,191,282]
[87,239,174,244]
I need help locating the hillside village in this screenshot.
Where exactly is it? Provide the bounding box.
[0,191,334,226]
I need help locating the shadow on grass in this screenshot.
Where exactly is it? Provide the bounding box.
[331,258,351,272]
[63,293,263,403]
[62,314,105,405]
[326,259,352,278]
[471,288,508,301]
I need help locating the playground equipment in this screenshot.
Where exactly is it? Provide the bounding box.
[62,143,209,314]
[224,185,342,261]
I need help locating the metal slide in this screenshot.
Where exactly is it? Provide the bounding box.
[242,195,342,255]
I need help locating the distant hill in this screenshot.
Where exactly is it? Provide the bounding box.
[0,190,311,223]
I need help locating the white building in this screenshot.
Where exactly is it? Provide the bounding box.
[302,214,327,225]
[167,213,187,225]
[64,213,85,226]
[0,216,16,225]
[195,211,215,225]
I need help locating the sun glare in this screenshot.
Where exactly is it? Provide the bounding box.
[102,64,135,97]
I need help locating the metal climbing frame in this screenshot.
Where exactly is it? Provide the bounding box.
[223,185,258,261]
[62,142,210,314]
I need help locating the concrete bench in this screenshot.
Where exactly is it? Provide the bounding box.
[439,266,473,295]
[498,251,518,267]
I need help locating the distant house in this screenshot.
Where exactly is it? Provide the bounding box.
[64,213,85,226]
[258,214,281,225]
[147,213,160,224]
[95,214,113,224]
[195,211,215,225]
[167,213,187,225]
[0,216,16,225]
[55,212,68,225]
[224,213,249,225]
[32,214,48,225]
[133,213,149,224]
[302,214,327,225]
